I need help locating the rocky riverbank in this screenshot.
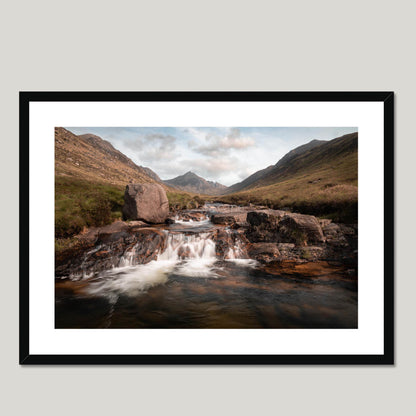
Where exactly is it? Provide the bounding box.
[56,204,357,280]
[210,207,357,267]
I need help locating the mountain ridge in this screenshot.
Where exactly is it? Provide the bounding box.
[163,171,227,195]
[217,132,358,222]
[55,127,161,187]
[226,133,357,194]
[225,139,327,194]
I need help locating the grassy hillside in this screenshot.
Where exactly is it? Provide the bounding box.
[55,177,125,238]
[55,127,160,186]
[225,139,326,194]
[217,133,358,222]
[55,128,204,241]
[55,128,358,247]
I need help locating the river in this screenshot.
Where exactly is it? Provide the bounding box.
[55,205,357,328]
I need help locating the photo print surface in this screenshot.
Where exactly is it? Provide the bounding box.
[55,126,358,329]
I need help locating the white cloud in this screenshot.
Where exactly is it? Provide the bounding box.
[121,133,178,162]
[188,127,255,156]
[67,126,358,187]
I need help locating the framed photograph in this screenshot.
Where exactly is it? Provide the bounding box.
[20,91,394,365]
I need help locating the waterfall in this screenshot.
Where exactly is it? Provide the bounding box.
[73,212,257,285]
[173,217,210,227]
[69,245,103,280]
[224,229,258,267]
[118,243,140,267]
[77,211,259,299]
[158,232,216,261]
[226,239,245,259]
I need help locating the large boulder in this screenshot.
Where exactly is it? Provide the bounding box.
[245,209,286,242]
[122,183,169,223]
[246,209,286,227]
[245,210,324,246]
[277,213,325,245]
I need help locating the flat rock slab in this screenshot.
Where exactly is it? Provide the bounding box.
[278,213,325,245]
[248,243,281,263]
[211,211,248,224]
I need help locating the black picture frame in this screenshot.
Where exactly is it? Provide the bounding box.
[20,91,394,365]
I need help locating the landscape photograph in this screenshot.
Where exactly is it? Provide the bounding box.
[55,126,358,329]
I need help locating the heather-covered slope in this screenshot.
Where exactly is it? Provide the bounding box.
[218,133,358,222]
[55,128,160,186]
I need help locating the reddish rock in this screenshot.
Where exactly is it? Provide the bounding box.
[211,211,248,225]
[55,225,167,280]
[248,243,280,263]
[245,209,286,242]
[277,213,325,245]
[122,183,169,224]
[178,212,207,221]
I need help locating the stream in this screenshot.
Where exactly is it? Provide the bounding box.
[55,205,357,328]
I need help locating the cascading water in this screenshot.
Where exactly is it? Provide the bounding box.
[158,232,219,277]
[83,215,256,298]
[56,205,358,329]
[224,231,258,267]
[118,243,140,267]
[158,232,216,261]
[226,239,244,259]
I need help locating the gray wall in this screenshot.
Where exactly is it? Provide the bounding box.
[1,1,412,415]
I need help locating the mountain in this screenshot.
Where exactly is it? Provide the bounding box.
[163,171,228,195]
[219,132,358,222]
[227,134,357,192]
[55,128,161,186]
[225,139,326,194]
[225,165,275,195]
[273,139,326,169]
[55,128,208,238]
[141,166,162,182]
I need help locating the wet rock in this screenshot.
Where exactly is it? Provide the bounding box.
[322,223,348,247]
[128,220,148,230]
[177,245,191,259]
[230,221,249,229]
[320,222,358,264]
[180,212,207,221]
[245,209,286,242]
[246,209,286,227]
[122,183,169,223]
[277,243,296,250]
[319,218,332,228]
[277,213,325,245]
[56,225,167,280]
[276,243,297,259]
[298,246,326,261]
[213,228,249,259]
[211,211,248,225]
[213,229,235,257]
[248,243,280,263]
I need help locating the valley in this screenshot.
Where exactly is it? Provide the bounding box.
[55,127,358,329]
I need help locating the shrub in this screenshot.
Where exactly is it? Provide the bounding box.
[55,177,124,238]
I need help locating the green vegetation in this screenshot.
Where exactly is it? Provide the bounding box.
[166,191,206,210]
[216,168,358,223]
[55,177,125,238]
[56,177,207,240]
[300,248,312,260]
[218,133,358,223]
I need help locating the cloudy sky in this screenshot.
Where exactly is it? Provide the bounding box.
[66,127,358,186]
